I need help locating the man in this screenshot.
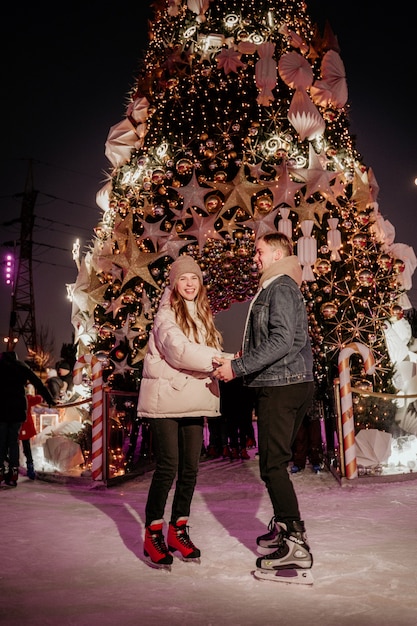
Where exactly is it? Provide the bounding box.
[213,232,314,576]
[0,351,55,486]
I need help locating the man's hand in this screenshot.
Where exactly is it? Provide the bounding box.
[212,358,235,382]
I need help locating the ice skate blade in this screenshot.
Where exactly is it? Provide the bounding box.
[180,556,201,564]
[253,568,314,586]
[144,556,172,571]
[256,545,281,556]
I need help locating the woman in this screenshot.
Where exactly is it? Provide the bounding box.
[19,386,43,480]
[137,255,230,567]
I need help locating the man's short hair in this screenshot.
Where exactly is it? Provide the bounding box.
[260,232,293,256]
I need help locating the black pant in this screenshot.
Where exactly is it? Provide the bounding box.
[0,422,23,468]
[255,382,314,523]
[22,439,34,465]
[145,417,204,527]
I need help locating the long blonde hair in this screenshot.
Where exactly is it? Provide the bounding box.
[170,282,223,349]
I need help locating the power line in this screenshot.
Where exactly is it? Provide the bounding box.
[36,215,92,233]
[1,191,98,213]
[37,191,98,212]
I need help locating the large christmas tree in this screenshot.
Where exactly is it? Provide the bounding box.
[70,0,416,438]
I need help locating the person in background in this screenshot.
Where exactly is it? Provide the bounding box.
[220,378,255,460]
[56,360,74,399]
[245,414,257,450]
[137,255,232,568]
[291,393,324,474]
[19,386,43,480]
[0,351,55,487]
[45,368,65,402]
[212,233,315,577]
[205,414,229,459]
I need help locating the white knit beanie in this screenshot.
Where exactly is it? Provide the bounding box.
[169,255,203,287]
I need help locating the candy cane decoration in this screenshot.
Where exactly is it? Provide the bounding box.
[338,342,376,479]
[73,355,104,481]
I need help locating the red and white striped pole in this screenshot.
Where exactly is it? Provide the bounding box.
[73,354,104,481]
[338,342,376,479]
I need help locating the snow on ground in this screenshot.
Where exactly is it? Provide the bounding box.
[2,450,417,626]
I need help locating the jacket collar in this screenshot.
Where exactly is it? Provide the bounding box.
[259,255,303,288]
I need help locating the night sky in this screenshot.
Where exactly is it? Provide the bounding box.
[1,1,416,360]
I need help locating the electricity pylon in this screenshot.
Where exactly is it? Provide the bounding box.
[6,162,37,353]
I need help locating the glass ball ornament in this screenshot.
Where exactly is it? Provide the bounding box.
[205,194,222,214]
[151,169,165,184]
[236,29,250,41]
[94,351,110,364]
[176,158,193,175]
[167,198,178,210]
[112,347,127,361]
[356,212,370,226]
[379,253,393,270]
[393,259,405,274]
[214,170,227,182]
[323,109,336,121]
[320,301,338,319]
[357,268,374,286]
[352,232,367,248]
[98,323,115,339]
[151,205,164,217]
[391,304,404,319]
[314,258,331,275]
[254,193,273,214]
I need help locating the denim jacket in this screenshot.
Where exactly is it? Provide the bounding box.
[231,274,314,387]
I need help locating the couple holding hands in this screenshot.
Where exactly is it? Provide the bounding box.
[137,233,314,579]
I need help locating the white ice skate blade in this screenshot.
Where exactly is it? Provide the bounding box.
[256,545,280,556]
[144,556,172,571]
[180,556,201,564]
[253,568,314,585]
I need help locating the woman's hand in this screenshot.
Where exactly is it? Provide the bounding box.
[212,358,235,382]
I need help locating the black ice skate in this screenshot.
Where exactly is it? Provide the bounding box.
[254,520,314,586]
[5,467,19,487]
[256,517,287,555]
